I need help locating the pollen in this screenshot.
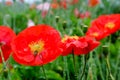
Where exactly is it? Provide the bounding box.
[105,22,115,29]
[62,36,79,42]
[29,40,44,55]
[92,32,99,37]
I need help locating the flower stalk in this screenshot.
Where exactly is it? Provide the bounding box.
[106,56,115,80]
[0,46,11,80]
[72,54,77,79]
[42,66,48,80]
[79,54,88,80]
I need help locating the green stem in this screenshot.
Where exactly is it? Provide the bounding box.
[94,49,105,80]
[0,46,6,65]
[63,56,66,80]
[79,55,87,80]
[0,46,11,80]
[72,54,77,80]
[42,66,48,80]
[105,36,115,80]
[63,56,70,80]
[106,56,115,80]
[96,54,105,80]
[114,48,120,79]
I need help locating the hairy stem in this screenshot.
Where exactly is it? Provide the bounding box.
[79,55,88,80]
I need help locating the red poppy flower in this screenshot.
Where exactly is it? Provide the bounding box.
[11,24,62,66]
[0,26,16,63]
[74,8,80,18]
[88,0,100,7]
[5,1,13,6]
[86,25,105,41]
[41,10,48,18]
[86,14,120,40]
[71,0,79,4]
[61,35,100,56]
[60,1,67,9]
[51,2,59,9]
[74,8,91,19]
[29,3,36,10]
[79,11,91,19]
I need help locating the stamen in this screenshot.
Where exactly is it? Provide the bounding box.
[92,32,99,37]
[29,40,44,55]
[105,22,115,29]
[62,36,79,42]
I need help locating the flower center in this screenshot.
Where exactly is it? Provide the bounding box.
[0,43,2,46]
[0,41,5,46]
[92,32,99,37]
[62,36,79,42]
[105,22,115,29]
[29,40,44,55]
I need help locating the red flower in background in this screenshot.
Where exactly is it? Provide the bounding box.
[52,0,67,9]
[60,1,67,9]
[86,14,120,40]
[71,0,79,4]
[11,24,62,66]
[29,3,36,10]
[51,2,59,9]
[51,0,79,9]
[41,10,48,18]
[5,0,13,6]
[88,0,100,7]
[61,35,100,56]
[74,8,91,19]
[0,26,16,63]
[80,11,91,19]
[74,8,80,18]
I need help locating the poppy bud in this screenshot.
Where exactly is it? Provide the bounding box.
[55,16,60,23]
[62,21,67,30]
[102,45,109,57]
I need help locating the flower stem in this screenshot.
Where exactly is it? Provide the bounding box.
[96,53,105,80]
[0,46,6,65]
[63,56,70,80]
[0,46,11,80]
[42,66,48,80]
[105,36,115,80]
[114,48,120,79]
[72,54,77,80]
[63,56,66,80]
[106,56,115,80]
[79,55,88,80]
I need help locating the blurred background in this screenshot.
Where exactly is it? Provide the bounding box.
[0,0,120,80]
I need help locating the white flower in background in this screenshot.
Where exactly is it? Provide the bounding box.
[0,0,2,3]
[36,2,50,11]
[24,0,42,4]
[27,19,35,27]
[24,0,34,4]
[6,0,13,2]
